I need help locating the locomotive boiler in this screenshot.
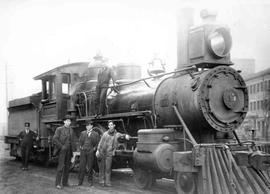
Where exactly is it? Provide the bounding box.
[4,9,270,194]
[108,65,248,141]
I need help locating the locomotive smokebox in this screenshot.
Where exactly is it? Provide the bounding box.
[154,65,248,142]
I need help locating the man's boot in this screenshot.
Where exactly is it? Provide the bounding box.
[105,173,112,187]
[88,176,93,187]
[98,158,105,186]
[98,172,105,186]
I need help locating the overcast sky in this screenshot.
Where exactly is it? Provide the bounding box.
[0,0,270,123]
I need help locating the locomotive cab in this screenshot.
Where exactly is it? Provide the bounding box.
[34,62,88,123]
[32,62,89,163]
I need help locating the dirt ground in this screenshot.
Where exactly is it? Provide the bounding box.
[0,140,176,194]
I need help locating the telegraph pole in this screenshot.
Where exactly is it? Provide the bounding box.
[5,63,9,136]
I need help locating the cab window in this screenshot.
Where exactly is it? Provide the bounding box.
[62,74,70,95]
[42,76,56,100]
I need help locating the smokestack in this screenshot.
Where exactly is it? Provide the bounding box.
[176,8,194,69]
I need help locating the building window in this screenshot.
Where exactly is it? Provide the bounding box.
[257,83,260,92]
[261,82,263,91]
[257,121,261,131]
[263,99,267,108]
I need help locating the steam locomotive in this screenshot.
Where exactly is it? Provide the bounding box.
[5,10,270,194]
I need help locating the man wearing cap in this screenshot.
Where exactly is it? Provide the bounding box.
[95,59,117,117]
[18,122,38,170]
[77,120,100,186]
[53,115,76,189]
[96,120,130,186]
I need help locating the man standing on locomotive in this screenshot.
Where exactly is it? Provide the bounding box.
[95,57,117,117]
[77,120,99,186]
[18,122,38,170]
[96,120,130,187]
[53,115,76,189]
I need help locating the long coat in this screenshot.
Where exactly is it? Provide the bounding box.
[52,125,76,186]
[53,126,76,156]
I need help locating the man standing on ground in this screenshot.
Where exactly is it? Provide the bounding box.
[53,115,76,189]
[18,122,38,170]
[96,120,130,187]
[77,120,100,186]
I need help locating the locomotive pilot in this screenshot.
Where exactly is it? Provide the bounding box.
[18,122,38,170]
[95,57,117,117]
[96,120,130,187]
[77,120,100,186]
[53,115,76,189]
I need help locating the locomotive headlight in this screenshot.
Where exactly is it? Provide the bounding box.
[207,27,232,58]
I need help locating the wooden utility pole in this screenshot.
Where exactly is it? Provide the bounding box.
[5,63,9,136]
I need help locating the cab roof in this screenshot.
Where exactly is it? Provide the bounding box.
[34,62,89,80]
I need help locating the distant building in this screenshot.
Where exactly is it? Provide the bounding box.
[241,68,270,141]
[232,58,255,77]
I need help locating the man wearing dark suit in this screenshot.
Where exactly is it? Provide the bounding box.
[53,115,76,189]
[95,60,117,116]
[18,122,38,170]
[77,120,100,186]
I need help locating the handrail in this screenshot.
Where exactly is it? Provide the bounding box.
[173,105,197,145]
[74,66,196,89]
[106,66,197,88]
[81,92,88,117]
